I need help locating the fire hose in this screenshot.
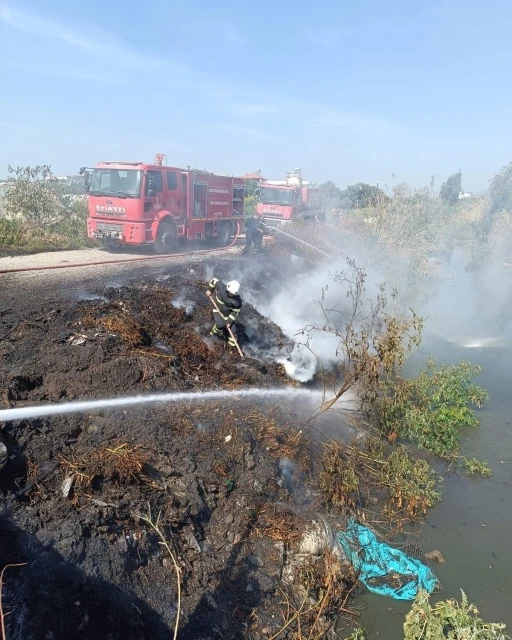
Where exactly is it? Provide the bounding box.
[0,222,242,275]
[207,294,244,359]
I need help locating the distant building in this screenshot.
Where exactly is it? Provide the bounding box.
[459,191,474,199]
[242,171,266,183]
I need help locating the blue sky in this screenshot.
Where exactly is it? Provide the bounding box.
[0,0,511,191]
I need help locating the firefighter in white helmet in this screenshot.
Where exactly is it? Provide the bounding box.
[206,278,242,348]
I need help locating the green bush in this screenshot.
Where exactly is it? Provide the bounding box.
[0,165,95,253]
[3,164,62,223]
[0,217,24,245]
[345,590,510,639]
[0,214,94,253]
[374,359,490,466]
[382,448,440,517]
[404,590,510,639]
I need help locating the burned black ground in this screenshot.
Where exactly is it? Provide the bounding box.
[0,252,352,639]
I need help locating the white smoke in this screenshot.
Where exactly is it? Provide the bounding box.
[278,344,318,382]
[172,295,195,314]
[419,251,512,348]
[250,239,406,381]
[75,291,108,302]
[215,231,401,382]
[204,264,215,282]
[252,257,383,381]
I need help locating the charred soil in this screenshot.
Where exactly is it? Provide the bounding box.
[0,255,355,639]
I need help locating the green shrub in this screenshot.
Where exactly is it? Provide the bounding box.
[382,448,441,517]
[0,217,24,245]
[375,359,489,461]
[404,590,510,639]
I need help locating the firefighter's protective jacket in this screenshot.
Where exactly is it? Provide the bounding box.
[208,279,242,324]
[245,216,264,237]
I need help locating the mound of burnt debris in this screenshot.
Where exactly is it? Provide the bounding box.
[0,271,355,639]
[0,273,293,405]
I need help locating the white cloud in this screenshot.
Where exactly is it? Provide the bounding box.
[0,4,172,71]
[0,4,402,141]
[303,6,442,51]
[0,59,126,84]
[230,103,280,116]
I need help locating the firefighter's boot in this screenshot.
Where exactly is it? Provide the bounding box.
[210,325,222,338]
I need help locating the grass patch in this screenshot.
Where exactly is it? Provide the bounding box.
[0,216,96,254]
[59,440,148,503]
[319,439,441,526]
[254,504,303,545]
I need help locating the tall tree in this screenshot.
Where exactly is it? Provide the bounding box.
[243,179,259,219]
[243,179,260,197]
[440,171,462,205]
[318,181,343,209]
[489,161,512,213]
[339,183,386,209]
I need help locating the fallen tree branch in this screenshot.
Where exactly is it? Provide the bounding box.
[134,506,181,640]
[0,563,26,640]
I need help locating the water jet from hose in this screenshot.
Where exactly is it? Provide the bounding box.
[265,223,332,259]
[0,388,325,423]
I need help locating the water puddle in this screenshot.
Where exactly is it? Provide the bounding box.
[351,250,512,636]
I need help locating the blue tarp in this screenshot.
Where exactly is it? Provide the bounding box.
[336,519,438,600]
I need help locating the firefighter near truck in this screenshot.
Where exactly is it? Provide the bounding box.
[256,168,325,226]
[81,156,244,254]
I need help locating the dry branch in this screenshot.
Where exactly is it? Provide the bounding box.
[134,506,181,640]
[0,564,26,640]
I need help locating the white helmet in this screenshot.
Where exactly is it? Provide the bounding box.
[226,280,240,295]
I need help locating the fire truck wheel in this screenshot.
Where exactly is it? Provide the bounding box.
[154,221,178,254]
[216,221,233,247]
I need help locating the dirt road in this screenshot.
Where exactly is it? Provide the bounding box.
[0,244,244,272]
[0,245,240,316]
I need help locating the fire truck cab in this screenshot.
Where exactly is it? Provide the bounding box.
[83,158,244,253]
[255,169,324,226]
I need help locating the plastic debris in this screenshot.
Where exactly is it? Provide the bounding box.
[0,437,7,471]
[61,474,75,498]
[336,519,438,600]
[424,549,446,563]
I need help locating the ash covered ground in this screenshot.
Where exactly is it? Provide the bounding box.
[0,249,355,639]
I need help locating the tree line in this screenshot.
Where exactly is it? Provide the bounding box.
[318,161,512,215]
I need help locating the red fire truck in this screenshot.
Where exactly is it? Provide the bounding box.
[255,169,325,226]
[82,156,244,253]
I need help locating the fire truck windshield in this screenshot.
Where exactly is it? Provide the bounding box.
[259,187,293,206]
[89,169,142,198]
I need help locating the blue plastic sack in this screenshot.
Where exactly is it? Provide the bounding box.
[336,519,438,600]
